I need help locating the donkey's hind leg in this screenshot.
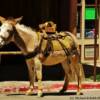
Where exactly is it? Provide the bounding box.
[71,55,84,95]
[60,59,71,93]
[76,63,84,95]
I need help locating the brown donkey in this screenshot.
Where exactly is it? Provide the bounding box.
[0,16,85,97]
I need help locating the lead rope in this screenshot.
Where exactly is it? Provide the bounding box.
[43,36,54,57]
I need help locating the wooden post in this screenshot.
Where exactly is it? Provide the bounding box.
[94,0,98,82]
[69,0,77,35]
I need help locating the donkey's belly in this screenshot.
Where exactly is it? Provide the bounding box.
[42,54,67,66]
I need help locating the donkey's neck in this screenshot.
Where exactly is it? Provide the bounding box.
[13,24,39,54]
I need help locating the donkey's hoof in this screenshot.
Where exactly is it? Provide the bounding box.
[76,92,83,95]
[37,90,43,97]
[25,89,33,95]
[59,89,66,93]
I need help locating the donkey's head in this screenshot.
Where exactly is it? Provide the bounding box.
[0,16,23,47]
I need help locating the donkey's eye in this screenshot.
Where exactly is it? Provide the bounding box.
[7,30,11,33]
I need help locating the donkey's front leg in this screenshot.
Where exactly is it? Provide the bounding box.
[25,58,35,95]
[34,57,43,97]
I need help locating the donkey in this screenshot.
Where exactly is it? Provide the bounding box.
[0,16,84,96]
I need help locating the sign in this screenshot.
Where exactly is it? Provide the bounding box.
[85,8,96,20]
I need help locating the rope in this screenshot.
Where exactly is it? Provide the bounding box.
[0,51,22,55]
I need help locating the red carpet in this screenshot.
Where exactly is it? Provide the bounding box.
[0,81,100,94]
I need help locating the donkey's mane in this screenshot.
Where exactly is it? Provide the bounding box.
[15,23,39,47]
[16,23,36,35]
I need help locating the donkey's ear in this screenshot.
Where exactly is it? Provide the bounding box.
[15,16,23,23]
[39,23,45,29]
[0,16,6,23]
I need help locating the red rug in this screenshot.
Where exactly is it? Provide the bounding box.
[0,81,100,94]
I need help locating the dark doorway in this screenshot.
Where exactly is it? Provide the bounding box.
[0,0,77,81]
[0,0,72,31]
